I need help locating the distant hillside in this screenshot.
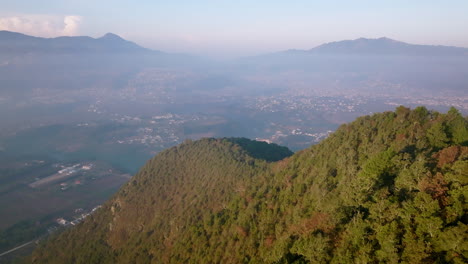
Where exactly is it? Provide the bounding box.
[287,37,468,56]
[244,38,468,97]
[0,31,202,97]
[32,107,468,263]
[0,30,151,54]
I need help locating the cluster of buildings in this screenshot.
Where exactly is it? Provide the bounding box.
[58,163,92,175]
[55,205,102,227]
[291,129,334,143]
[250,95,360,114]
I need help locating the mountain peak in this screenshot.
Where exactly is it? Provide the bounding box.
[0,30,151,54]
[324,37,404,46]
[355,37,396,42]
[377,36,393,41]
[99,33,124,41]
[304,36,468,56]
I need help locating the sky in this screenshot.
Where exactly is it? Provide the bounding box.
[0,0,467,57]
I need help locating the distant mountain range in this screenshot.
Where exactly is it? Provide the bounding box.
[284,37,468,56]
[2,31,467,57]
[0,30,152,54]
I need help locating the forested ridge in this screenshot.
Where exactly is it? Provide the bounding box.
[32,106,468,263]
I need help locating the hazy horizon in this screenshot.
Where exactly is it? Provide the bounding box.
[1,1,468,57]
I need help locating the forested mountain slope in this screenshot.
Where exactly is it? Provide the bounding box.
[32,107,468,263]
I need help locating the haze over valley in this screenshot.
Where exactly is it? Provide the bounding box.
[2,31,467,153]
[0,4,468,261]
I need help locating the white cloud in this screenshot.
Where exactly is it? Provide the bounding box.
[62,16,82,36]
[0,15,83,37]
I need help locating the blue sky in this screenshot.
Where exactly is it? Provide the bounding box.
[1,0,467,56]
